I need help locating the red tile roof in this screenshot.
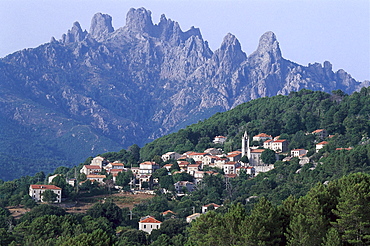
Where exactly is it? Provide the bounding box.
[87,175,106,178]
[254,133,272,138]
[312,129,325,133]
[188,164,200,167]
[140,217,162,223]
[84,165,101,169]
[203,203,220,208]
[317,141,329,145]
[140,161,157,165]
[227,153,241,157]
[112,163,124,166]
[188,152,207,156]
[251,149,265,153]
[162,210,176,215]
[30,185,61,190]
[109,169,123,173]
[273,139,287,143]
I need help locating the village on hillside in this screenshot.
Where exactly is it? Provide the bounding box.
[27,128,348,233]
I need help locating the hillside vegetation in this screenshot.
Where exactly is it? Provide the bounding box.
[2,88,370,245]
[141,88,370,160]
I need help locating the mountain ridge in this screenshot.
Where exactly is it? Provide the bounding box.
[0,7,368,179]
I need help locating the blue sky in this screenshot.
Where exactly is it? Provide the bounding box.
[0,0,369,81]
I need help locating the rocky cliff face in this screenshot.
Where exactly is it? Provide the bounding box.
[0,7,367,178]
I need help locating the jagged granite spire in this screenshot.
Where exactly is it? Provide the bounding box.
[125,7,154,34]
[89,13,114,40]
[214,33,247,69]
[61,21,87,44]
[249,31,282,65]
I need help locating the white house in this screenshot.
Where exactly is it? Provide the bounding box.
[186,213,201,223]
[291,149,308,157]
[163,164,173,171]
[249,149,265,166]
[202,203,220,213]
[86,174,106,183]
[187,164,200,176]
[29,185,62,203]
[80,165,102,175]
[204,148,222,155]
[213,136,227,144]
[223,162,238,175]
[187,153,210,163]
[264,139,288,152]
[253,133,272,142]
[138,216,162,234]
[161,152,181,162]
[105,162,125,171]
[226,151,242,162]
[90,156,105,168]
[316,141,329,152]
[236,166,256,177]
[139,161,159,175]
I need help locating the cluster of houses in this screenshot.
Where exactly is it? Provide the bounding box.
[138,202,221,234]
[27,128,349,233]
[29,128,341,203]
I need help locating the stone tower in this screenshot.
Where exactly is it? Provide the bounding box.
[241,131,250,159]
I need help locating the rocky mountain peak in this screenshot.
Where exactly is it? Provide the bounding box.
[125,7,154,34]
[251,31,282,62]
[61,21,87,44]
[156,13,182,43]
[212,33,247,70]
[89,13,114,40]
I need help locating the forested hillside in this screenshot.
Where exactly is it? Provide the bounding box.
[140,88,370,160]
[2,88,370,245]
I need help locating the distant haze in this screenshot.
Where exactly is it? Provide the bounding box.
[0,0,369,81]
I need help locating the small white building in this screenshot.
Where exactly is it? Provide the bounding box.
[236,166,256,177]
[253,133,272,142]
[187,164,200,176]
[138,216,162,234]
[161,152,181,162]
[204,148,222,155]
[291,149,308,157]
[29,185,62,203]
[202,203,220,213]
[80,165,102,175]
[226,151,242,162]
[186,213,201,223]
[316,141,329,152]
[86,174,106,183]
[264,139,288,153]
[91,156,105,168]
[223,162,238,175]
[213,136,227,144]
[139,162,159,175]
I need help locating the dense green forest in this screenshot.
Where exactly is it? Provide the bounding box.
[2,88,370,245]
[140,88,370,160]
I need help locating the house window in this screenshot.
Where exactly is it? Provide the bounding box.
[143,225,146,228]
